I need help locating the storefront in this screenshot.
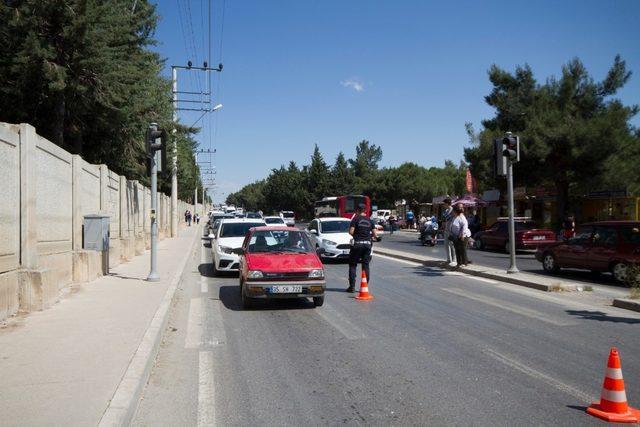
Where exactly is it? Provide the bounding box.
[581,191,640,221]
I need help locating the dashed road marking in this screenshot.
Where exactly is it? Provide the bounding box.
[197,350,216,426]
[315,304,366,340]
[442,288,575,326]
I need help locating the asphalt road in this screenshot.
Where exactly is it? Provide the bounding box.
[377,230,629,288]
[133,236,640,426]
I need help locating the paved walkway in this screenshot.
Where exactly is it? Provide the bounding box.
[0,226,200,427]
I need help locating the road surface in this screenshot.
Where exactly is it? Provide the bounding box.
[133,235,640,426]
[377,231,628,288]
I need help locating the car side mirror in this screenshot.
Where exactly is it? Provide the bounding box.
[316,247,325,256]
[309,229,318,235]
[232,248,245,255]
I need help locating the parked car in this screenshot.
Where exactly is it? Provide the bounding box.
[211,218,266,275]
[263,216,287,227]
[536,221,640,283]
[279,211,296,227]
[307,217,353,260]
[236,227,326,308]
[474,218,556,252]
[207,213,234,235]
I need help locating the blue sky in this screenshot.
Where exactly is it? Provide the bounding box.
[154,0,640,203]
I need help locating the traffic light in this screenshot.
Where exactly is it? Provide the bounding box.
[145,123,167,176]
[494,137,507,177]
[502,135,520,162]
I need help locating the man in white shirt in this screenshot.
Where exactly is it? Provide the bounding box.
[442,198,456,265]
[450,204,470,267]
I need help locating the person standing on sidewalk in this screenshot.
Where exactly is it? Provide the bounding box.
[442,197,456,265]
[406,209,415,230]
[347,204,378,293]
[450,203,470,267]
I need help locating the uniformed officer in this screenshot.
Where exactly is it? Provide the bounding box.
[347,204,378,292]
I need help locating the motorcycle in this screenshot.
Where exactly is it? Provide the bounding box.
[419,221,438,246]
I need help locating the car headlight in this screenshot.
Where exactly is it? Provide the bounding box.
[323,239,337,246]
[219,246,233,254]
[308,269,324,278]
[247,270,263,279]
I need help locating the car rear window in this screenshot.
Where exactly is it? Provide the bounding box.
[620,226,640,245]
[220,223,265,238]
[265,218,284,224]
[515,222,536,231]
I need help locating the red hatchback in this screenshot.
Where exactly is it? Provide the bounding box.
[474,219,556,252]
[235,226,326,308]
[536,221,640,283]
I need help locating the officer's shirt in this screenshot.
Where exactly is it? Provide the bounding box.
[350,215,374,242]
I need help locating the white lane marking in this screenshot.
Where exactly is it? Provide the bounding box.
[200,241,209,293]
[197,350,216,426]
[442,288,575,326]
[373,253,424,267]
[464,275,498,284]
[202,298,227,347]
[185,298,204,349]
[315,304,366,340]
[484,348,594,402]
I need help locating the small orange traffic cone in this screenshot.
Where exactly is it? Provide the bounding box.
[355,269,373,301]
[586,347,640,423]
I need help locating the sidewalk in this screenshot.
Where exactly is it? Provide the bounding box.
[0,226,200,427]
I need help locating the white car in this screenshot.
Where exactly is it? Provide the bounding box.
[280,211,296,227]
[212,218,266,275]
[371,209,391,224]
[307,217,353,260]
[263,216,287,227]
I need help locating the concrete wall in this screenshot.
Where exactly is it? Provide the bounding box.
[0,122,189,321]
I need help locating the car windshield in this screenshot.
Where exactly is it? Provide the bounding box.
[321,221,350,233]
[247,230,313,254]
[246,212,261,218]
[281,212,294,218]
[219,222,264,238]
[265,217,284,224]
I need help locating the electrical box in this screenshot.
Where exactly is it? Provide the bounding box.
[83,214,110,251]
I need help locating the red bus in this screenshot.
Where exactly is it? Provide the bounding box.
[314,195,371,219]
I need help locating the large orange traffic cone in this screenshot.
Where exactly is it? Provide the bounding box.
[586,347,640,423]
[355,269,373,301]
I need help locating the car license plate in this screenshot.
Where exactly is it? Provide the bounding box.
[533,236,546,240]
[270,285,302,293]
[342,250,350,255]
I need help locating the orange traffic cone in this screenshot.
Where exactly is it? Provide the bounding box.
[355,269,373,301]
[586,347,640,423]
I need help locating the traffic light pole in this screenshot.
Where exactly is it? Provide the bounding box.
[147,123,160,282]
[506,159,519,274]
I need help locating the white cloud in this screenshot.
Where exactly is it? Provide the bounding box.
[340,78,365,92]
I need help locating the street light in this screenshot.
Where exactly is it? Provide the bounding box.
[212,104,223,111]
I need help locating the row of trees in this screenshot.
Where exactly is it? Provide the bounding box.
[464,55,640,220]
[226,140,467,217]
[0,0,203,201]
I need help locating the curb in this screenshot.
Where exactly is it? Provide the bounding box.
[612,298,640,313]
[98,228,201,427]
[373,248,576,292]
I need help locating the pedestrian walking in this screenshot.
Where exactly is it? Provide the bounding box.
[195,213,200,224]
[185,210,192,226]
[450,203,470,267]
[442,198,456,265]
[347,204,378,293]
[388,214,396,235]
[406,209,415,230]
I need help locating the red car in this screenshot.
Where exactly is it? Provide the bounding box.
[235,226,326,308]
[536,221,640,283]
[474,218,556,252]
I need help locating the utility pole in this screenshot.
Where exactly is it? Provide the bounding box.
[170,62,223,238]
[171,67,178,238]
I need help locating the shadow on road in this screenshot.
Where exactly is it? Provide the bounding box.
[218,285,316,311]
[198,263,239,278]
[565,310,640,324]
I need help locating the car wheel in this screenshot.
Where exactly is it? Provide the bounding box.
[475,238,485,250]
[542,253,559,273]
[313,296,324,307]
[241,285,255,309]
[611,262,628,284]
